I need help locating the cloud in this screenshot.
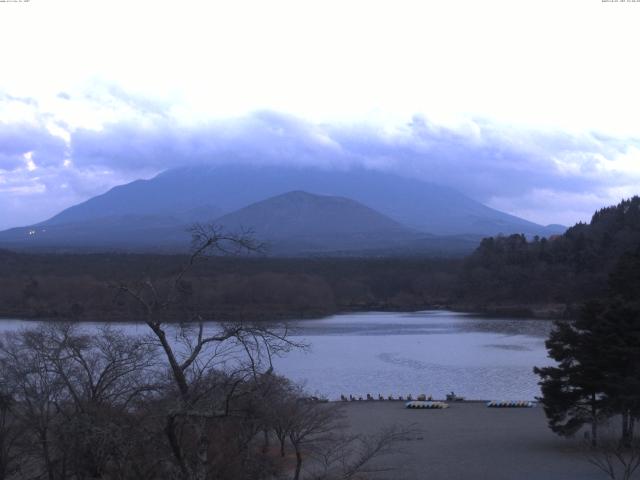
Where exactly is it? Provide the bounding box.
[0,122,68,171]
[71,109,638,201]
[1,101,639,230]
[70,110,346,171]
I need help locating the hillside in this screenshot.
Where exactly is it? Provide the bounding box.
[459,196,640,310]
[0,164,566,255]
[0,190,481,256]
[39,164,564,237]
[0,214,189,251]
[0,190,468,255]
[215,191,422,253]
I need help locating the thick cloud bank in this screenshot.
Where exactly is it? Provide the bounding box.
[1,91,639,230]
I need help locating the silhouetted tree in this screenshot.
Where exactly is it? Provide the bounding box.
[536,243,640,447]
[0,388,21,480]
[115,224,301,479]
[534,302,610,446]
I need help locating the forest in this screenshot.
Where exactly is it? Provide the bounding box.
[461,196,640,310]
[0,252,460,321]
[0,196,639,322]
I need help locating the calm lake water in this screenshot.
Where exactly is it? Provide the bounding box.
[0,311,554,401]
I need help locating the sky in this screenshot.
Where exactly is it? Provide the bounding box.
[1,0,640,230]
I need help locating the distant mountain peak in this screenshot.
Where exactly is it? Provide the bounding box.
[215,190,411,244]
[0,163,567,255]
[39,163,563,236]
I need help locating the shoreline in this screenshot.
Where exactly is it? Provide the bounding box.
[0,302,570,323]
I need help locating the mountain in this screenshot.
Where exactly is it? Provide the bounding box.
[0,190,421,253]
[0,214,188,251]
[0,164,566,255]
[0,189,482,255]
[42,164,565,236]
[214,190,420,253]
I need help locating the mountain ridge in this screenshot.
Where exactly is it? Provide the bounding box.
[0,164,566,255]
[214,190,423,254]
[41,164,564,236]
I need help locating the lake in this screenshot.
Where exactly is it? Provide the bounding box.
[0,310,554,401]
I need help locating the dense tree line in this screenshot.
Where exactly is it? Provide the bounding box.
[2,196,640,322]
[460,196,640,313]
[0,251,459,321]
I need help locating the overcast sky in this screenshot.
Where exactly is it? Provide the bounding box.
[1,0,640,230]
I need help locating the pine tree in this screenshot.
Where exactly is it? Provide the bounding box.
[598,249,640,445]
[534,302,610,446]
[535,247,640,446]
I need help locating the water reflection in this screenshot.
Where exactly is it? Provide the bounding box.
[287,310,553,338]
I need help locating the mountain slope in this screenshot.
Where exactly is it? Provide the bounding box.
[215,190,421,253]
[0,190,483,255]
[42,164,564,236]
[0,214,189,251]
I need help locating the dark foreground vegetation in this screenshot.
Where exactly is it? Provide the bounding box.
[533,233,640,478]
[462,196,640,310]
[0,323,413,480]
[0,228,412,480]
[2,197,640,321]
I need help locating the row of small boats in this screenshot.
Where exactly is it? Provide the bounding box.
[405,400,536,409]
[340,394,435,402]
[486,400,535,408]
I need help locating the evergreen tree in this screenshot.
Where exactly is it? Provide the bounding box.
[535,246,640,446]
[599,249,640,445]
[534,302,610,446]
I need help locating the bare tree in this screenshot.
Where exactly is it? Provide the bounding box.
[0,388,22,480]
[310,424,419,480]
[584,424,640,480]
[114,223,302,480]
[36,323,159,478]
[30,323,158,410]
[287,400,344,480]
[263,375,298,458]
[1,329,68,480]
[0,323,163,480]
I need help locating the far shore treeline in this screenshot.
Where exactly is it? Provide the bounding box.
[1,196,639,322]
